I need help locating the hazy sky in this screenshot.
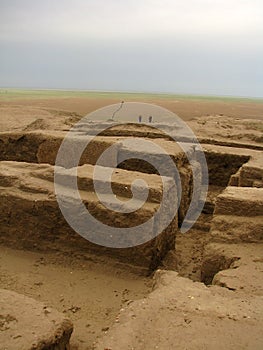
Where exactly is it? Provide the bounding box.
[1,0,263,97]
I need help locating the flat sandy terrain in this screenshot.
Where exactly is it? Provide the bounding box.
[1,89,262,145]
[0,246,150,349]
[1,89,263,121]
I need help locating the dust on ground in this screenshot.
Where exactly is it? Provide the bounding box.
[1,94,262,147]
[0,246,151,350]
[0,92,262,349]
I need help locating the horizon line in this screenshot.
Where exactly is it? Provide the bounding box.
[1,86,263,101]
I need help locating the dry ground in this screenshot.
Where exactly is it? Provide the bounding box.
[0,90,262,349]
[1,90,262,146]
[1,90,263,121]
[0,247,151,349]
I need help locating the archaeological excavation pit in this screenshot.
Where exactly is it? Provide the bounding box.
[0,125,261,274]
[0,121,263,349]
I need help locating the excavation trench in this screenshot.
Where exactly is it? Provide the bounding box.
[0,131,252,279]
[0,129,261,349]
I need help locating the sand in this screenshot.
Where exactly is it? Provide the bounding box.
[0,91,262,349]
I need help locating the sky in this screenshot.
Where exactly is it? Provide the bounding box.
[0,0,263,97]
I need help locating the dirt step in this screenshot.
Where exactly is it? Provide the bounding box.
[237,157,263,187]
[214,186,263,217]
[210,215,263,243]
[0,161,178,272]
[201,242,263,294]
[73,121,191,142]
[0,131,121,167]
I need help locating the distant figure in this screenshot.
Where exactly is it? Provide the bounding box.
[138,115,142,123]
[111,101,124,120]
[148,115,153,123]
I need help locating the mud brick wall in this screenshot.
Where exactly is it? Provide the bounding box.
[0,161,178,273]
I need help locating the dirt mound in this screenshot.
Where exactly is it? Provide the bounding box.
[189,115,263,146]
[23,118,50,131]
[0,105,82,132]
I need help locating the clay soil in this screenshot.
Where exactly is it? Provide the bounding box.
[0,91,262,349]
[1,90,263,121]
[0,246,151,350]
[1,91,262,145]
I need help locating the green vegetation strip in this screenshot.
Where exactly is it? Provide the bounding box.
[0,88,263,103]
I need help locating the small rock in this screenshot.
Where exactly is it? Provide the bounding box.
[101,327,109,332]
[68,306,81,313]
[34,282,43,286]
[13,334,22,339]
[43,307,52,315]
[184,318,191,324]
